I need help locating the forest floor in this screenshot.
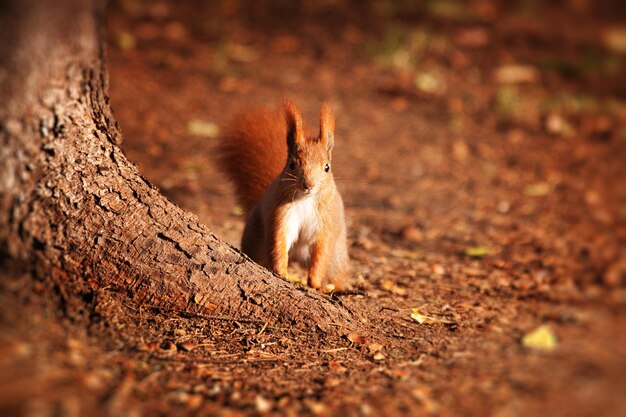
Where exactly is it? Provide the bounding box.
[1,0,626,416]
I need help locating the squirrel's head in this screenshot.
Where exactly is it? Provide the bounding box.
[283,100,335,197]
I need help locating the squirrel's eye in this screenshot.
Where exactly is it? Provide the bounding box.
[289,160,296,170]
[324,163,330,172]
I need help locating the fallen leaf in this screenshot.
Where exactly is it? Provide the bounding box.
[137,342,157,352]
[389,249,420,260]
[307,402,329,416]
[286,274,305,285]
[522,325,558,351]
[193,293,204,304]
[186,394,203,410]
[400,225,424,243]
[411,386,439,413]
[381,279,407,295]
[373,352,385,361]
[495,64,539,84]
[177,341,197,352]
[415,71,445,94]
[168,391,189,405]
[463,266,486,276]
[426,1,466,19]
[452,138,470,162]
[494,86,542,128]
[347,332,368,345]
[187,119,219,138]
[326,378,341,387]
[497,201,511,213]
[327,360,347,373]
[430,263,445,275]
[602,260,626,288]
[411,308,450,325]
[255,395,272,413]
[368,342,384,354]
[585,190,602,206]
[523,182,551,197]
[384,195,402,208]
[111,31,136,51]
[464,246,490,257]
[603,27,626,54]
[545,113,575,137]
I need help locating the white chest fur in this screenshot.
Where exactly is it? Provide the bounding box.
[284,196,319,264]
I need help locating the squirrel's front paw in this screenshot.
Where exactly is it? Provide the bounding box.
[307,276,323,289]
[320,283,336,293]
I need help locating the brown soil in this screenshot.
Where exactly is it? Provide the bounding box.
[2,1,626,416]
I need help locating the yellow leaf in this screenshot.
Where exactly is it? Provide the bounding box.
[415,72,445,94]
[111,31,136,51]
[286,274,305,285]
[464,246,490,257]
[522,325,558,351]
[410,308,440,324]
[389,249,420,260]
[187,119,219,138]
[193,293,204,304]
[381,279,407,295]
[524,182,551,197]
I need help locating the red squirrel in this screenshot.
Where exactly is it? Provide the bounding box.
[217,100,349,290]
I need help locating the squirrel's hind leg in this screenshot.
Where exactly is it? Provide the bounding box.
[327,239,350,290]
[241,206,269,267]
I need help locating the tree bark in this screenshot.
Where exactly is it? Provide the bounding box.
[0,0,358,332]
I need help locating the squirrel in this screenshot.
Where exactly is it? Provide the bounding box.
[216,100,349,290]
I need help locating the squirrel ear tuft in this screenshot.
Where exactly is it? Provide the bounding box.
[319,101,335,152]
[284,99,304,150]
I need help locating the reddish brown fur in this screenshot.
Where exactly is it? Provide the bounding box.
[216,106,289,213]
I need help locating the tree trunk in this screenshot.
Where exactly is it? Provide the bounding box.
[0,0,359,333]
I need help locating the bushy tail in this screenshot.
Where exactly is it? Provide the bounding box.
[216,105,288,213]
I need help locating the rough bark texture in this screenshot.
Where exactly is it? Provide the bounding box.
[0,0,359,332]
